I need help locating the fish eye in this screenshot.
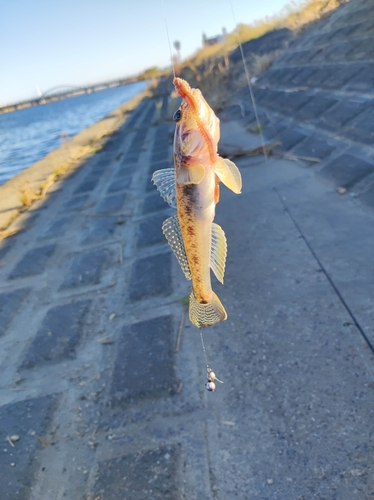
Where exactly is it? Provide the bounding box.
[173,109,182,122]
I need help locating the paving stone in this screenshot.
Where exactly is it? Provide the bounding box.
[345,111,374,144]
[276,129,307,151]
[21,300,91,368]
[74,176,99,194]
[0,395,59,500]
[318,100,367,130]
[90,163,110,177]
[0,288,30,337]
[129,252,172,301]
[93,156,111,170]
[264,68,300,85]
[292,136,336,160]
[96,193,126,214]
[306,67,332,86]
[8,245,56,280]
[231,28,292,62]
[263,121,289,140]
[346,64,374,91]
[321,65,363,89]
[124,151,140,163]
[296,95,338,120]
[154,124,170,140]
[324,40,360,62]
[82,216,120,245]
[110,315,177,403]
[251,71,270,85]
[93,445,181,500]
[276,51,297,65]
[342,5,374,24]
[348,37,374,61]
[40,216,70,239]
[143,192,169,214]
[309,47,330,63]
[0,239,14,264]
[60,248,110,289]
[319,154,374,188]
[107,176,132,193]
[161,95,170,117]
[135,126,148,139]
[289,67,316,86]
[137,214,167,248]
[18,212,40,231]
[152,140,169,153]
[253,88,282,105]
[152,150,169,163]
[114,164,134,178]
[273,91,312,113]
[359,186,374,208]
[327,23,361,42]
[64,194,90,212]
[102,135,121,152]
[149,160,170,175]
[283,50,310,65]
[275,67,301,85]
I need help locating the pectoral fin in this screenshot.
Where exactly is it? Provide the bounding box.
[176,164,205,185]
[162,215,191,280]
[214,157,242,194]
[211,223,227,284]
[151,168,176,208]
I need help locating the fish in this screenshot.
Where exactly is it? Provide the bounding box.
[152,77,242,328]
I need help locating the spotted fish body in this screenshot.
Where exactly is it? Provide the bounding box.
[152,77,242,328]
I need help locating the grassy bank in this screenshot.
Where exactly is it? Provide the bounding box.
[0,86,153,236]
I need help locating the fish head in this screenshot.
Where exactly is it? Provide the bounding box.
[173,77,219,162]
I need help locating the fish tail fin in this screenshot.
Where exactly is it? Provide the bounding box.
[189,291,227,328]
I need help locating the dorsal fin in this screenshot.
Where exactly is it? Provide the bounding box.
[210,222,227,284]
[162,215,191,280]
[151,168,176,208]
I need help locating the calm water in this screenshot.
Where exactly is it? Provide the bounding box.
[0,81,148,185]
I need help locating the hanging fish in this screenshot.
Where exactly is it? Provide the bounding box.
[152,77,242,328]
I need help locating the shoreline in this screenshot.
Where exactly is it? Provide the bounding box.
[0,85,153,235]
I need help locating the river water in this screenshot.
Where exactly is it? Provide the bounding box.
[0,81,148,185]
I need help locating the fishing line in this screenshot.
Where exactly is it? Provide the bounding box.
[159,2,224,392]
[161,0,176,79]
[229,0,268,161]
[199,329,223,391]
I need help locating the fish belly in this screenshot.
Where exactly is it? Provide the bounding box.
[176,169,227,328]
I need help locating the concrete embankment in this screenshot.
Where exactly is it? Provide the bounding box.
[0,86,153,233]
[228,0,374,208]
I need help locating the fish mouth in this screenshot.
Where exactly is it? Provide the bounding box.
[173,78,198,113]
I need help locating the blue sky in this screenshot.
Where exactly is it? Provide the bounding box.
[0,0,293,105]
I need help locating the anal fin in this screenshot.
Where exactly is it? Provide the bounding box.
[162,215,191,280]
[211,223,227,284]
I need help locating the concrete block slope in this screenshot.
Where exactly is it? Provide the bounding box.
[245,0,374,208]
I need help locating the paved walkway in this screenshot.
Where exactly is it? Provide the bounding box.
[0,86,374,499]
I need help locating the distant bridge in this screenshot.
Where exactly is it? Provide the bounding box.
[0,76,140,114]
[41,85,81,98]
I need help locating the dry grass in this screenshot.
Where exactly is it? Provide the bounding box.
[175,0,343,111]
[186,0,343,70]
